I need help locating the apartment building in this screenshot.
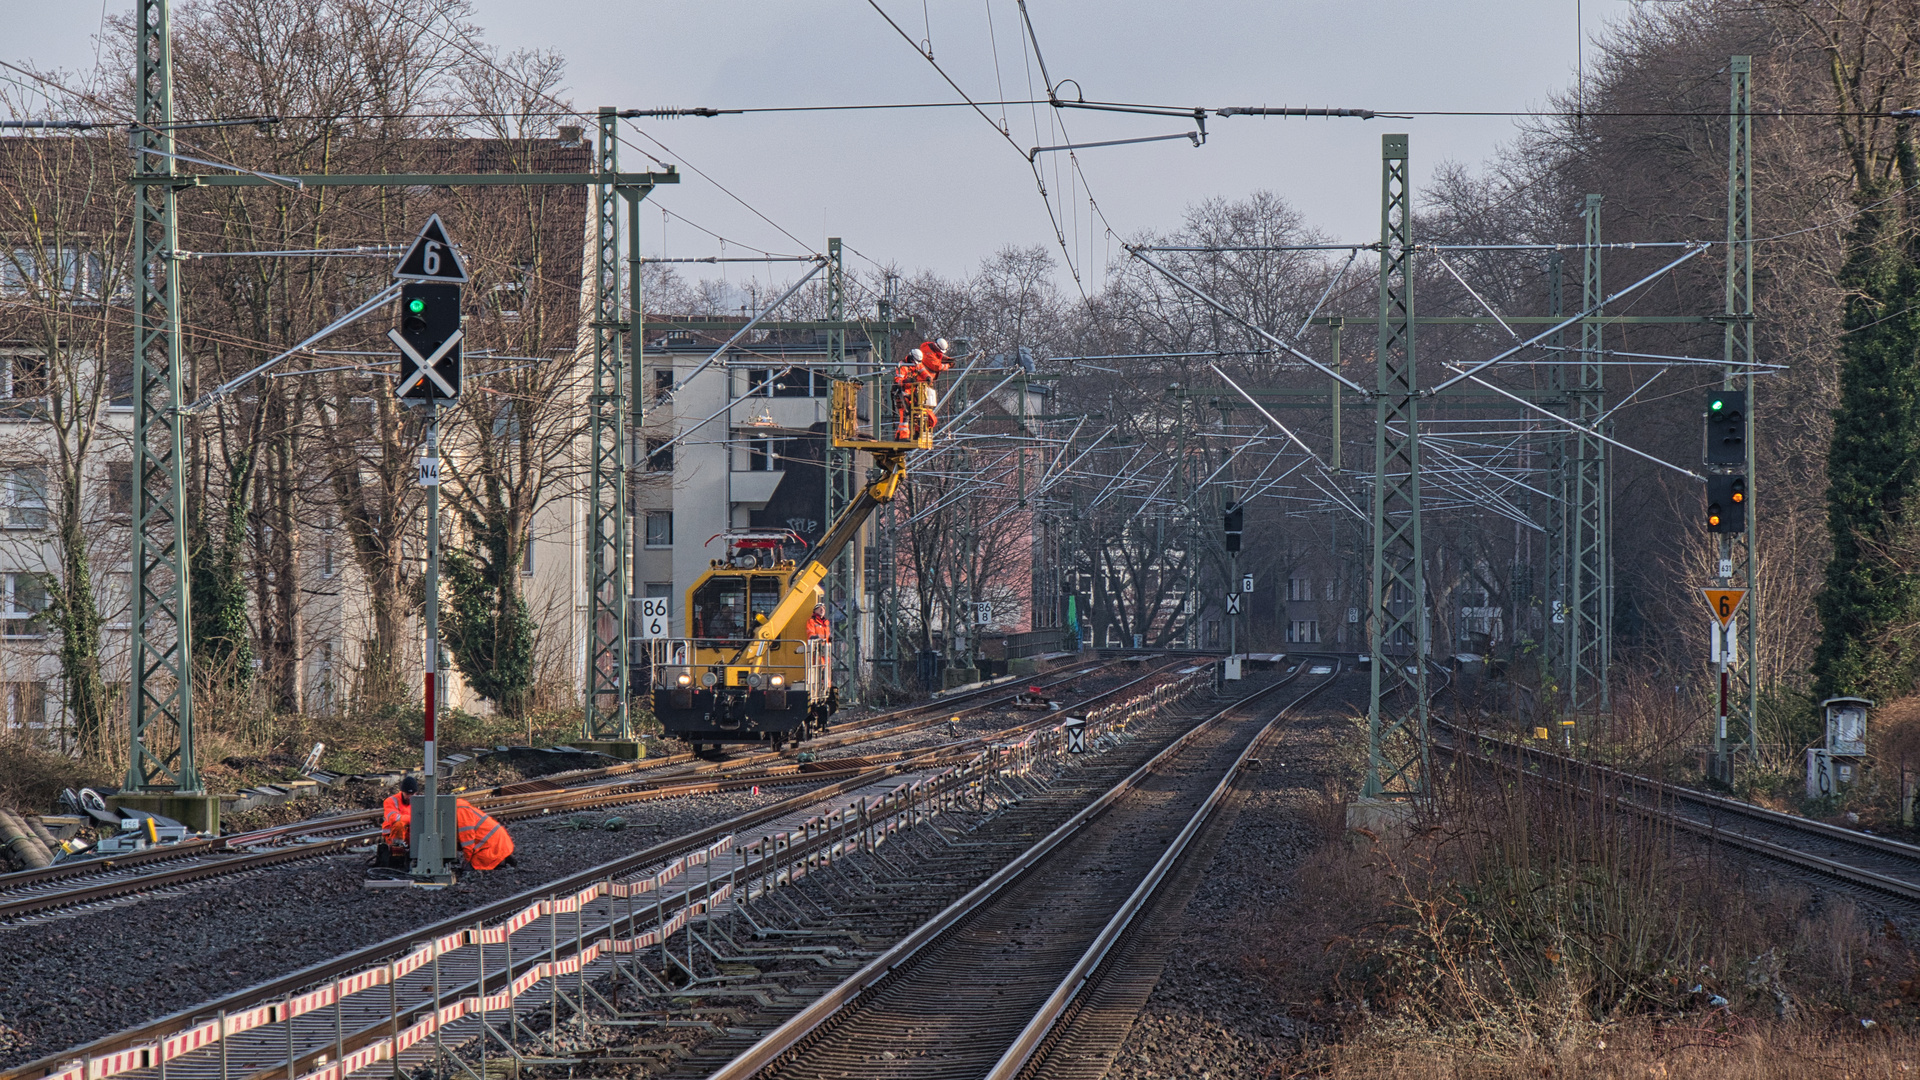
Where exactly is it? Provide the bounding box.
[0,133,600,745]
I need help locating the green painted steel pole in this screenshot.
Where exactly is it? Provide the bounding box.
[1725,56,1759,771]
[1363,133,1429,800]
[584,107,630,740]
[127,0,199,793]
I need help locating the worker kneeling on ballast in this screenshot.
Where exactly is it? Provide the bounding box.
[373,774,517,873]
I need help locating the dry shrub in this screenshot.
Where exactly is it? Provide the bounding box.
[1243,748,1920,1070]
[0,730,96,813]
[1877,697,1920,807]
[1312,1019,1920,1080]
[1585,671,1707,775]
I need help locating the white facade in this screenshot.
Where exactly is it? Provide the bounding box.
[635,329,878,689]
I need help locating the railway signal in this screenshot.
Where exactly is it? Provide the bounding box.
[368,216,469,889]
[1223,503,1243,552]
[1705,474,1746,533]
[392,282,463,401]
[1704,390,1747,465]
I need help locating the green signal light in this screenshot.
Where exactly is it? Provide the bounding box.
[1710,398,1724,411]
[408,298,425,313]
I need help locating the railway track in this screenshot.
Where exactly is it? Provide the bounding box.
[0,658,1222,1080]
[0,659,1160,924]
[698,658,1342,1080]
[1435,719,1920,908]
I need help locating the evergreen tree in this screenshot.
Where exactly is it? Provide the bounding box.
[441,524,538,718]
[1814,165,1920,703]
[191,455,254,683]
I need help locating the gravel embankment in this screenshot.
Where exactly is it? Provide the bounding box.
[0,660,1188,1070]
[1105,674,1363,1080]
[0,786,802,1069]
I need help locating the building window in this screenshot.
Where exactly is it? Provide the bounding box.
[320,531,338,578]
[1286,620,1320,644]
[1,467,48,529]
[2,573,48,637]
[1288,576,1312,602]
[2,247,103,299]
[645,511,673,548]
[1206,620,1220,648]
[645,439,674,472]
[2,682,47,734]
[644,581,672,599]
[521,534,535,575]
[653,368,674,402]
[746,436,787,472]
[745,367,827,398]
[0,352,47,402]
[106,461,133,517]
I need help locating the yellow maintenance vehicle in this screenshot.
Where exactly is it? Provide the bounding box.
[648,358,943,750]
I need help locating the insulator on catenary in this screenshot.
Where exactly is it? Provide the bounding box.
[617,107,741,119]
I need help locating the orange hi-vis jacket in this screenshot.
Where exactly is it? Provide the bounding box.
[806,615,831,639]
[381,792,411,847]
[913,340,951,378]
[455,798,514,871]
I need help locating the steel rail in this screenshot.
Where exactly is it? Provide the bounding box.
[987,658,1341,1079]
[0,661,1136,902]
[1435,720,1920,905]
[703,663,1332,1080]
[0,659,1203,1080]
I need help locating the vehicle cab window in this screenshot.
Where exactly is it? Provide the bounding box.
[691,577,748,641]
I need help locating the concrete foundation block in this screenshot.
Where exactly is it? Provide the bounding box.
[1345,797,1414,842]
[943,667,980,690]
[572,740,646,761]
[108,792,220,835]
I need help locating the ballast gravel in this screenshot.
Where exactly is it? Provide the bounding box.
[0,660,1197,1072]
[1105,675,1362,1080]
[0,786,801,1070]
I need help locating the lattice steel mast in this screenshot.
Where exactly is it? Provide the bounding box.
[126,0,199,793]
[1543,251,1569,692]
[1724,55,1759,764]
[825,238,861,699]
[1569,195,1609,715]
[1363,134,1429,800]
[583,108,632,741]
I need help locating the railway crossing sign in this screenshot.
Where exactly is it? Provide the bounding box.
[636,597,670,639]
[1225,594,1242,615]
[394,214,470,283]
[1700,587,1748,626]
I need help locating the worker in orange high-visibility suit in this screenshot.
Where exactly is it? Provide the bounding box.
[454,797,516,871]
[806,603,832,640]
[892,338,951,439]
[376,775,417,867]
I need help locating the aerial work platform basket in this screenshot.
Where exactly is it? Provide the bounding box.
[831,375,935,452]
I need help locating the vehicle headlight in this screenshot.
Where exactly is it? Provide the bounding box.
[676,673,692,687]
[769,675,785,688]
[747,674,762,688]
[700,671,718,687]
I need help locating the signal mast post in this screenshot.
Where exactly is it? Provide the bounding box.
[410,401,456,885]
[366,216,469,888]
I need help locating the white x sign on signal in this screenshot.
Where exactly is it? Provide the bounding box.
[389,327,462,398]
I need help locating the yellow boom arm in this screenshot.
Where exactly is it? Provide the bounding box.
[754,449,908,642]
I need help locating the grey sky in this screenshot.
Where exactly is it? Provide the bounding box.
[10,1,1634,286]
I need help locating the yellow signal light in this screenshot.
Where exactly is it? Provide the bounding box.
[1731,491,1743,503]
[1708,513,1721,527]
